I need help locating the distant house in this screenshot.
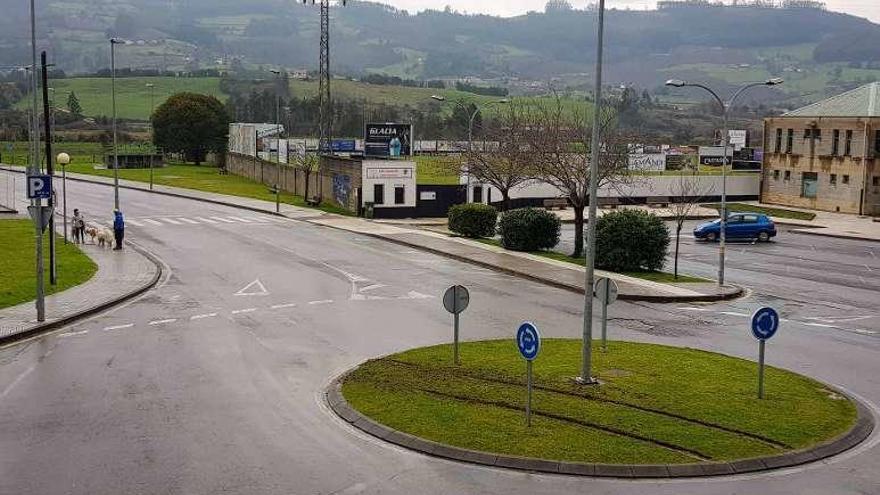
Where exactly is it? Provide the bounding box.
[762,82,880,216]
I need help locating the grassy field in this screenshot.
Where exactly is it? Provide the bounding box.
[703,202,817,221]
[415,155,461,185]
[0,219,98,309]
[343,340,856,464]
[475,238,711,284]
[62,162,353,216]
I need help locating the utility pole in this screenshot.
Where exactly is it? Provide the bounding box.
[41,51,57,286]
[302,0,346,153]
[110,38,124,210]
[146,82,155,190]
[29,0,45,322]
[578,0,606,385]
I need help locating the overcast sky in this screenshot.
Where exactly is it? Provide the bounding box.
[374,0,880,23]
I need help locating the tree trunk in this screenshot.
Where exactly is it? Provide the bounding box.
[674,224,682,280]
[501,190,510,212]
[573,206,585,259]
[304,171,311,200]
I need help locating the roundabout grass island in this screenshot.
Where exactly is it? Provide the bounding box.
[335,340,869,475]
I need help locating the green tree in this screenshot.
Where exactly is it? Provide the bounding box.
[66,91,82,118]
[151,92,229,166]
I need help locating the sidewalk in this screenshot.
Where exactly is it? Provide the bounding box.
[752,202,880,242]
[0,239,161,344]
[1,166,737,302]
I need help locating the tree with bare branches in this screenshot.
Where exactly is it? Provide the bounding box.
[526,96,633,258]
[462,101,533,211]
[290,142,320,202]
[667,172,714,279]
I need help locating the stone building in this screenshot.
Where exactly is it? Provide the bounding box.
[762,82,880,215]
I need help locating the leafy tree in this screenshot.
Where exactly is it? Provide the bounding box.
[151,92,229,165]
[66,91,82,118]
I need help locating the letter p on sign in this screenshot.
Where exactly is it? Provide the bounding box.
[27,175,51,199]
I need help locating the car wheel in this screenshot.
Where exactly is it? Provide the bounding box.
[707,232,717,242]
[757,231,770,242]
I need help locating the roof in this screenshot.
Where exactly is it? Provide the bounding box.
[783,82,880,118]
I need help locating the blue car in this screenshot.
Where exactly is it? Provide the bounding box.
[694,213,777,242]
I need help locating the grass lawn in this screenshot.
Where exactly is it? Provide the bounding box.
[415,155,461,185]
[343,339,857,465]
[703,202,817,221]
[0,219,97,309]
[475,238,711,283]
[63,162,354,216]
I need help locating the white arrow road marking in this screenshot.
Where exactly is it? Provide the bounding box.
[235,279,269,296]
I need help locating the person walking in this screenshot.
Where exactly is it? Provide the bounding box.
[72,209,85,244]
[112,209,125,250]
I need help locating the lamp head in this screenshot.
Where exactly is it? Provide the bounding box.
[766,78,784,86]
[56,152,70,165]
[665,79,686,88]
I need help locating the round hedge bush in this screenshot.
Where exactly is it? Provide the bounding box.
[595,209,669,272]
[448,203,498,238]
[498,208,561,251]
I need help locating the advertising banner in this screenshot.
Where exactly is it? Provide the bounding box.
[364,123,413,157]
[331,139,357,152]
[628,153,666,171]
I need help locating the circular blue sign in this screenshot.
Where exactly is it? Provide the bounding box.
[751,307,780,341]
[516,322,541,361]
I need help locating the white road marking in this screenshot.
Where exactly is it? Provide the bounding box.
[162,218,182,225]
[308,300,334,305]
[405,291,433,299]
[719,311,748,317]
[59,329,90,338]
[360,284,386,293]
[227,216,253,223]
[803,322,836,328]
[865,264,873,272]
[0,364,35,400]
[231,308,257,314]
[211,216,236,223]
[178,218,200,224]
[679,307,710,312]
[149,318,178,326]
[103,323,134,331]
[235,279,269,296]
[853,329,878,335]
[869,250,876,259]
[271,303,297,309]
[143,219,163,226]
[196,217,218,224]
[126,219,144,227]
[190,313,218,320]
[244,216,269,223]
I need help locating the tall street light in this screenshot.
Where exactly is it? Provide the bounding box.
[57,152,70,243]
[430,95,508,201]
[110,37,126,210]
[146,82,156,190]
[28,0,44,322]
[665,77,783,286]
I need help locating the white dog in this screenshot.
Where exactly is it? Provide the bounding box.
[96,229,113,248]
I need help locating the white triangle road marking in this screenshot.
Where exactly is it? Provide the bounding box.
[235,278,269,296]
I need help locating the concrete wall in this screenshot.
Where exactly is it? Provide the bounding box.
[762,116,880,215]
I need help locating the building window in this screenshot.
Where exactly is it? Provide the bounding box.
[804,128,822,140]
[373,184,385,205]
[844,130,853,156]
[830,173,837,185]
[786,129,793,154]
[774,128,782,153]
[875,131,880,154]
[802,172,818,198]
[874,176,880,187]
[832,129,840,156]
[773,169,780,180]
[473,185,483,203]
[784,170,791,181]
[843,175,850,185]
[394,186,405,205]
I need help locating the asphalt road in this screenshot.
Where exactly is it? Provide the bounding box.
[2,175,879,494]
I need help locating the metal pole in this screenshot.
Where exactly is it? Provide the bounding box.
[601,281,609,352]
[275,184,280,213]
[719,108,729,286]
[41,52,57,286]
[29,0,45,322]
[148,83,155,191]
[757,340,766,399]
[453,312,460,366]
[467,110,475,202]
[526,360,533,427]
[579,0,605,385]
[62,164,67,243]
[111,40,120,210]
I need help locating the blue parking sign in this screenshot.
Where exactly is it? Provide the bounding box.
[27,175,52,200]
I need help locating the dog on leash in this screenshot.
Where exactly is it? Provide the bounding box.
[96,229,113,248]
[85,227,98,244]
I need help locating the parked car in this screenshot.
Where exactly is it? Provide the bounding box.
[694,213,777,242]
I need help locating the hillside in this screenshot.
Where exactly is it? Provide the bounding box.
[3,1,880,106]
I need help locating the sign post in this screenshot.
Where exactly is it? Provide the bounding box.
[516,322,541,427]
[593,277,619,352]
[27,174,52,323]
[443,285,470,365]
[750,307,779,399]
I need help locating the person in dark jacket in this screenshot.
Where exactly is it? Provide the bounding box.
[113,209,125,250]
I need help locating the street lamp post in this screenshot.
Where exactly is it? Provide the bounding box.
[146,82,155,190]
[110,38,125,211]
[430,95,508,202]
[665,78,783,286]
[57,152,70,243]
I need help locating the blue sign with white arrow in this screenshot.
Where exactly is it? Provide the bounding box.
[751,307,779,341]
[516,322,541,361]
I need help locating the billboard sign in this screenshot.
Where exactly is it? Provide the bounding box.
[364,123,413,157]
[331,139,357,153]
[366,167,414,180]
[628,153,666,171]
[729,130,748,150]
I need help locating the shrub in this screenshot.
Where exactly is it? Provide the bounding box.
[448,203,498,238]
[595,210,669,272]
[498,207,561,251]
